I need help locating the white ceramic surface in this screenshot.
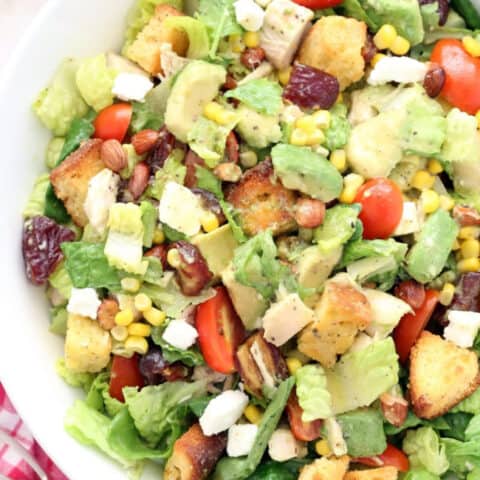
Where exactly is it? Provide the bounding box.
[0,1,161,478]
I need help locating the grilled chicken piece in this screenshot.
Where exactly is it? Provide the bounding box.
[164,424,226,480]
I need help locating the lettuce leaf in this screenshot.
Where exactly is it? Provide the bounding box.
[56,358,95,392]
[140,201,158,248]
[225,80,283,116]
[85,372,124,418]
[452,389,480,415]
[162,16,210,59]
[404,470,441,480]
[220,200,247,244]
[45,138,65,170]
[120,144,143,180]
[152,327,205,366]
[49,307,68,336]
[23,174,50,218]
[49,261,73,299]
[442,437,480,475]
[130,101,164,134]
[341,238,407,267]
[196,166,224,200]
[147,149,186,200]
[295,365,332,422]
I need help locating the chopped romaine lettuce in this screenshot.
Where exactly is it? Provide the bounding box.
[225,80,283,116]
[147,149,186,200]
[404,470,441,480]
[85,372,123,418]
[56,358,95,392]
[324,104,351,151]
[130,101,164,134]
[220,200,247,244]
[452,389,480,415]
[49,262,73,299]
[120,144,143,180]
[341,238,407,267]
[23,174,50,218]
[196,166,224,200]
[152,327,205,366]
[49,307,68,336]
[140,201,157,248]
[337,0,380,30]
[45,138,65,170]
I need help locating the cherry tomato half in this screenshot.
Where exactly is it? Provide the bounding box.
[286,391,323,442]
[94,103,132,142]
[431,39,480,115]
[292,0,343,7]
[195,286,246,374]
[393,289,440,364]
[356,444,410,472]
[355,178,403,240]
[109,354,144,402]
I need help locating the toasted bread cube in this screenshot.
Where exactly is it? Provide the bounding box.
[50,139,105,226]
[126,4,189,75]
[65,314,112,373]
[297,16,367,91]
[409,331,480,419]
[225,159,297,236]
[344,467,398,480]
[298,275,371,368]
[299,455,350,480]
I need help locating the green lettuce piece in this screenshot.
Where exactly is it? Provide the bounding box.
[295,365,333,422]
[341,238,407,267]
[33,59,89,136]
[23,174,50,218]
[62,242,121,290]
[123,0,184,53]
[442,413,474,442]
[337,409,387,457]
[161,224,187,242]
[49,261,73,299]
[45,138,65,169]
[336,0,380,30]
[404,427,450,475]
[225,80,283,116]
[65,400,138,468]
[120,144,143,180]
[213,378,295,480]
[196,166,224,200]
[86,372,124,418]
[56,358,95,392]
[143,257,164,285]
[162,16,210,59]
[452,389,480,415]
[130,101,164,134]
[148,150,186,200]
[76,54,116,112]
[324,104,351,151]
[49,307,68,336]
[404,470,441,480]
[187,396,214,417]
[314,204,361,254]
[140,201,157,248]
[123,381,207,448]
[220,200,247,244]
[152,326,205,366]
[246,461,307,480]
[421,2,441,31]
[442,438,480,475]
[326,338,399,415]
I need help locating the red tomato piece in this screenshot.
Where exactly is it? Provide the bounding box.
[356,444,410,472]
[195,286,246,374]
[286,391,323,442]
[109,354,144,402]
[292,0,343,7]
[354,178,403,240]
[393,289,440,364]
[94,103,133,142]
[431,39,480,115]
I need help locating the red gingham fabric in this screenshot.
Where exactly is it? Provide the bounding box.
[0,384,67,480]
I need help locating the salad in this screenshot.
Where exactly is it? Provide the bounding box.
[21,0,480,478]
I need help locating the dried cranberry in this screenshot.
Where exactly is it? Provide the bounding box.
[22,216,75,285]
[449,273,480,313]
[223,74,238,91]
[362,34,377,64]
[191,188,226,224]
[226,131,240,164]
[419,0,449,25]
[394,280,426,310]
[283,64,340,110]
[146,126,176,171]
[170,241,213,296]
[139,347,190,384]
[184,150,206,188]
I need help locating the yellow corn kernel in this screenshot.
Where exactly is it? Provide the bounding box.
[244,31,260,48]
[330,149,347,173]
[335,92,344,105]
[411,170,435,190]
[452,239,461,251]
[201,211,220,233]
[390,36,411,56]
[121,277,141,293]
[217,109,238,126]
[240,150,258,168]
[111,342,134,358]
[167,248,181,268]
[229,34,244,53]
[371,53,386,67]
[459,226,480,240]
[306,129,325,146]
[461,239,480,259]
[315,439,331,457]
[373,24,398,50]
[290,128,309,146]
[286,357,302,375]
[152,228,165,245]
[439,283,456,307]
[128,322,152,338]
[278,67,292,86]
[115,308,135,327]
[440,195,455,211]
[313,110,331,130]
[296,115,317,134]
[421,190,440,214]
[134,293,152,312]
[458,257,480,273]
[204,102,223,121]
[340,174,365,204]
[476,111,480,129]
[144,307,166,327]
[463,36,480,57]
[428,159,444,175]
[125,336,149,355]
[244,405,263,425]
[111,325,128,342]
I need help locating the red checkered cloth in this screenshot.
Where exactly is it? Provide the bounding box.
[0,384,67,480]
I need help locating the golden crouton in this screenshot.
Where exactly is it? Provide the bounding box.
[225,159,297,237]
[344,467,398,480]
[126,4,189,75]
[299,455,350,480]
[409,331,480,419]
[65,314,112,373]
[298,275,371,368]
[50,139,105,226]
[297,16,367,91]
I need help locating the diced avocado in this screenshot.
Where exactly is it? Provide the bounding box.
[221,263,269,330]
[348,85,397,126]
[191,225,238,278]
[271,144,343,202]
[405,209,458,284]
[296,245,342,291]
[235,106,282,149]
[165,60,227,142]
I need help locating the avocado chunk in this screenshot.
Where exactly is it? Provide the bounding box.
[296,245,342,291]
[271,144,343,202]
[221,263,269,330]
[235,106,282,149]
[165,60,227,142]
[191,225,238,278]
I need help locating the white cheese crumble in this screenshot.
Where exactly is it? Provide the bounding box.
[227,424,258,457]
[112,73,154,102]
[368,56,429,86]
[268,428,307,462]
[444,310,480,348]
[162,320,198,350]
[234,0,266,31]
[67,288,101,320]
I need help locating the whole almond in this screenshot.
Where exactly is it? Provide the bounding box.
[97,298,119,331]
[128,162,151,200]
[101,139,127,172]
[132,129,160,155]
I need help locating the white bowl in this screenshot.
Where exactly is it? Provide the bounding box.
[0,1,161,478]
